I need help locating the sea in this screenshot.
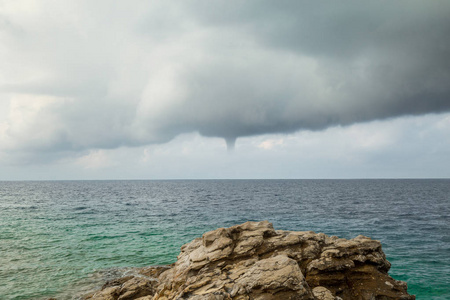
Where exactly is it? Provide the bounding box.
[0,179,449,300]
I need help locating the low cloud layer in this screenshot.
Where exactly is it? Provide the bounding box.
[1,0,450,157]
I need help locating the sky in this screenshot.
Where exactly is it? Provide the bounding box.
[0,0,449,180]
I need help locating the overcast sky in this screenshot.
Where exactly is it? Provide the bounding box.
[1,0,449,180]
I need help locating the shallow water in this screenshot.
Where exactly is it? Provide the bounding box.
[0,179,449,299]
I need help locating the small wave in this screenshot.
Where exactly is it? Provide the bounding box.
[15,205,39,210]
[73,206,89,211]
[83,234,128,241]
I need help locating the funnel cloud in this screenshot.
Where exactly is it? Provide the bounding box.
[0,1,450,158]
[225,137,236,152]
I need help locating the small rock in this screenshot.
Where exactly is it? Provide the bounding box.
[312,286,337,300]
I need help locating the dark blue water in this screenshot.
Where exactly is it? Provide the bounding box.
[0,180,449,299]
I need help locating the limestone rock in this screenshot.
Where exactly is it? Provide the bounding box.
[82,221,415,300]
[84,273,159,300]
[312,287,341,300]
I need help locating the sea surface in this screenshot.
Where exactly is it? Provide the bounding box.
[0,179,449,299]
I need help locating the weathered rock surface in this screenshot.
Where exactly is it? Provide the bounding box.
[82,221,415,300]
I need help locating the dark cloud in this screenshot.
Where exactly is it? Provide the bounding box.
[1,1,450,155]
[175,1,450,137]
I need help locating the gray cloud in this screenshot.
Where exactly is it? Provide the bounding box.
[1,0,450,157]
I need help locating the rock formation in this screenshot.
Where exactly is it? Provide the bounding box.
[81,221,415,300]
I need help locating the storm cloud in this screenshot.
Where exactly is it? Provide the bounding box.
[1,0,450,155]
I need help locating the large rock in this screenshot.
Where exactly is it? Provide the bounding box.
[83,221,415,300]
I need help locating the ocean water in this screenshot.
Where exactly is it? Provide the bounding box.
[0,180,449,300]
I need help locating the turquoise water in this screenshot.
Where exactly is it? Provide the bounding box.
[0,180,449,299]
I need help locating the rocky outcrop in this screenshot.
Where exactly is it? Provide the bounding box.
[82,221,415,300]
